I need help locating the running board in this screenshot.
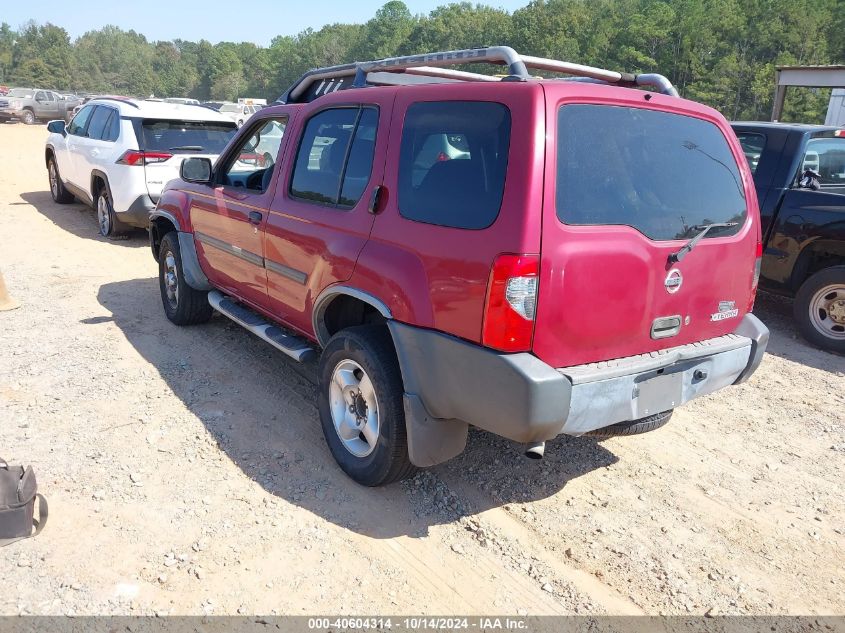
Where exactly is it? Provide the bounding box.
[208,290,317,362]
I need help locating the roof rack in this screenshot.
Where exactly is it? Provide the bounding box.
[90,95,141,109]
[279,46,679,104]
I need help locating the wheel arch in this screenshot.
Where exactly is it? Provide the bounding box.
[90,169,112,202]
[790,239,845,292]
[312,286,393,348]
[149,211,181,262]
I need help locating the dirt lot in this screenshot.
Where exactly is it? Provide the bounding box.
[0,123,843,617]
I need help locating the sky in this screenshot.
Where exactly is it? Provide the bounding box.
[3,0,529,46]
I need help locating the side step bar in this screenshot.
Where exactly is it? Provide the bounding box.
[208,290,317,362]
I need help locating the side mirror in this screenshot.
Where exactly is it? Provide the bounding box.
[181,157,213,184]
[47,120,66,136]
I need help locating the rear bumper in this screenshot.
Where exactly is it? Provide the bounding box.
[115,195,156,228]
[388,313,768,466]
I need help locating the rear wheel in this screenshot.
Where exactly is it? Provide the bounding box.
[793,266,845,353]
[21,109,35,125]
[586,410,673,438]
[47,157,74,204]
[95,188,128,238]
[318,326,416,486]
[158,231,213,326]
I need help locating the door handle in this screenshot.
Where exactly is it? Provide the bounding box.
[368,185,384,215]
[90,148,99,157]
[248,211,263,225]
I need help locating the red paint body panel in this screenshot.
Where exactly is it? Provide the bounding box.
[363,82,546,343]
[533,84,761,367]
[263,91,394,338]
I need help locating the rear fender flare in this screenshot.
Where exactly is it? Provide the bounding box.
[311,286,392,348]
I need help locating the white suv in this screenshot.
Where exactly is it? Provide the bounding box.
[45,97,237,237]
[219,103,261,128]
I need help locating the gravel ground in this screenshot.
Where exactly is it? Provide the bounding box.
[1,123,843,616]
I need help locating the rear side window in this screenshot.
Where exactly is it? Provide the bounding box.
[140,120,237,154]
[803,138,845,187]
[556,105,747,241]
[290,107,378,209]
[398,101,511,229]
[85,106,114,141]
[736,132,766,174]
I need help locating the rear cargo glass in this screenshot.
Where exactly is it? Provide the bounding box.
[556,105,747,241]
[140,120,237,154]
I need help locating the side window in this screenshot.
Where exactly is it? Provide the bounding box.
[67,105,95,136]
[803,138,845,187]
[35,91,46,102]
[86,106,114,141]
[398,101,511,230]
[290,107,378,208]
[736,132,765,174]
[103,110,121,142]
[222,117,288,192]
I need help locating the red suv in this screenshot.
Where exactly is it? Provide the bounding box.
[149,47,769,486]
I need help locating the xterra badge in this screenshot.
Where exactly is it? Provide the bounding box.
[711,300,739,322]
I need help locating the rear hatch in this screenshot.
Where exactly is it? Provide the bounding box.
[534,91,759,368]
[138,118,237,201]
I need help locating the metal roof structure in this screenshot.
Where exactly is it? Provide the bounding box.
[772,65,845,121]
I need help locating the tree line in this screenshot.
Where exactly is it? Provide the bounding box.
[1,0,842,122]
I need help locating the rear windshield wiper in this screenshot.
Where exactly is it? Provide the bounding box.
[668,222,738,263]
[169,145,204,151]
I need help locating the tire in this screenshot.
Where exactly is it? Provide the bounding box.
[47,157,74,204]
[21,109,35,125]
[158,231,214,326]
[94,187,128,238]
[318,325,416,486]
[586,410,673,438]
[793,266,845,354]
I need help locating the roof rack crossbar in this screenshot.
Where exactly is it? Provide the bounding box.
[279,46,678,102]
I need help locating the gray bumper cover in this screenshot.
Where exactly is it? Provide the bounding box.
[388,313,769,467]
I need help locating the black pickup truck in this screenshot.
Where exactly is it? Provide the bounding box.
[731,122,845,353]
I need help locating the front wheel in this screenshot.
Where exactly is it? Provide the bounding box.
[318,326,416,486]
[48,158,74,204]
[21,109,35,125]
[793,266,845,353]
[158,232,214,326]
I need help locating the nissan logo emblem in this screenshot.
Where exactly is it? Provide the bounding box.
[665,269,683,293]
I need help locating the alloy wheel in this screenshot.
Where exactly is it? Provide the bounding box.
[328,359,380,458]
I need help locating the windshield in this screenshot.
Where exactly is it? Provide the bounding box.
[556,105,747,241]
[141,120,237,154]
[9,89,34,98]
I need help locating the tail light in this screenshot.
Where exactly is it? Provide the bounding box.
[482,254,540,352]
[116,150,173,166]
[748,241,763,311]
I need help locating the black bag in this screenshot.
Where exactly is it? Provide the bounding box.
[0,458,47,547]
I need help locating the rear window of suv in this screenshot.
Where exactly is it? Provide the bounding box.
[556,105,747,241]
[398,101,511,230]
[140,119,237,154]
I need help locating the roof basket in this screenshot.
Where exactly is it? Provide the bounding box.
[278,46,679,103]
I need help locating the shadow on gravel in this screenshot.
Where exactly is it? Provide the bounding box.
[20,191,147,246]
[97,277,618,538]
[752,291,845,374]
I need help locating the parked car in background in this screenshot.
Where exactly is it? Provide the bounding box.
[45,97,237,237]
[0,88,80,124]
[733,122,845,352]
[149,47,768,486]
[165,97,201,106]
[0,85,9,96]
[219,102,261,127]
[201,101,225,111]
